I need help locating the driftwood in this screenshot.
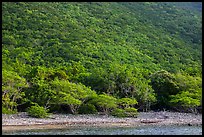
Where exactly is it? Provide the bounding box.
[140,119,163,124]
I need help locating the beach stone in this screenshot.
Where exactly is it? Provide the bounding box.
[2,111,202,128]
[188,123,192,126]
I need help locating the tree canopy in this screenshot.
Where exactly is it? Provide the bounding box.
[2,2,202,115]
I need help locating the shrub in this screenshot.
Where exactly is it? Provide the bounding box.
[111,107,138,118]
[89,94,118,114]
[78,103,97,114]
[2,106,17,114]
[27,105,49,118]
[111,108,126,117]
[124,107,138,117]
[169,90,201,113]
[117,97,138,108]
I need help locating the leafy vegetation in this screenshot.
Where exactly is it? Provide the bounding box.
[78,103,97,114]
[2,2,202,115]
[27,104,49,118]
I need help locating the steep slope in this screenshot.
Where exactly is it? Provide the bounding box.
[2,2,202,114]
[2,2,202,74]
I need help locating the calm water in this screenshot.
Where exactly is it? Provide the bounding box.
[2,125,202,135]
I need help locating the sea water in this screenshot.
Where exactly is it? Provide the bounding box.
[2,125,202,135]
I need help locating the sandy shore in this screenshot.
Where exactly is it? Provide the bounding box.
[2,111,202,131]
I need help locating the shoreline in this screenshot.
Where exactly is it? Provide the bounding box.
[2,111,202,132]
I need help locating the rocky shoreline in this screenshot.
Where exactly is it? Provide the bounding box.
[2,111,202,131]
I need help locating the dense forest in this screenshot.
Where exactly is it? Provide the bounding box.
[2,2,202,117]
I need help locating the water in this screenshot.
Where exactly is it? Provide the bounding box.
[2,125,202,135]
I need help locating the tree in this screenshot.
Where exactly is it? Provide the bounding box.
[149,70,180,109]
[2,2,201,114]
[169,72,202,113]
[2,69,28,113]
[89,93,118,114]
[50,78,97,114]
[169,90,201,113]
[117,97,138,109]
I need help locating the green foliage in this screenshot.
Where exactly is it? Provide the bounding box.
[49,78,97,114]
[2,69,28,112]
[27,105,49,118]
[150,70,180,108]
[2,2,202,114]
[111,108,126,117]
[2,106,17,114]
[78,103,98,114]
[174,73,202,92]
[169,90,201,113]
[117,98,138,109]
[111,107,138,117]
[89,93,118,114]
[169,73,202,113]
[124,107,138,117]
[150,70,202,112]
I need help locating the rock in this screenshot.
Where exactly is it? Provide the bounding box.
[140,119,162,124]
[188,123,192,126]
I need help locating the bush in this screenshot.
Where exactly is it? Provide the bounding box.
[124,107,138,117]
[27,105,49,118]
[169,90,201,113]
[89,94,118,114]
[2,106,17,114]
[111,108,126,117]
[111,107,138,118]
[117,97,138,109]
[78,103,97,114]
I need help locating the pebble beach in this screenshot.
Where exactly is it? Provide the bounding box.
[2,111,202,131]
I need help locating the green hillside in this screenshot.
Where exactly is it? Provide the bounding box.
[2,2,202,116]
